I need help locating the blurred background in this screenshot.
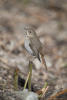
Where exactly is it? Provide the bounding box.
[0,0,67,99]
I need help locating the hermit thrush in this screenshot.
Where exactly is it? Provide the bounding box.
[24,26,47,71]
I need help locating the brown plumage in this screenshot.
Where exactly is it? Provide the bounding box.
[24,26,47,71]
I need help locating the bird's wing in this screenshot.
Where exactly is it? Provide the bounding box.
[29,43,41,61]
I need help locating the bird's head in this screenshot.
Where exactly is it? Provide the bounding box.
[24,26,36,38]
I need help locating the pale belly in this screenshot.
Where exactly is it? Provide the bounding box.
[24,39,33,55]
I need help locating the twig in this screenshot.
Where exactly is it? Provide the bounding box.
[14,68,19,90]
[37,82,48,98]
[28,61,32,91]
[24,72,30,90]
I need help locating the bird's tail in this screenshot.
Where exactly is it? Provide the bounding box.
[40,54,47,71]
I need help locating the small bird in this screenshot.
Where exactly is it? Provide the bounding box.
[24,26,47,71]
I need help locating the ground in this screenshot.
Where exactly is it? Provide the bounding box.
[0,1,67,100]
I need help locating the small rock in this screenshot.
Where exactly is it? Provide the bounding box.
[14,89,38,100]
